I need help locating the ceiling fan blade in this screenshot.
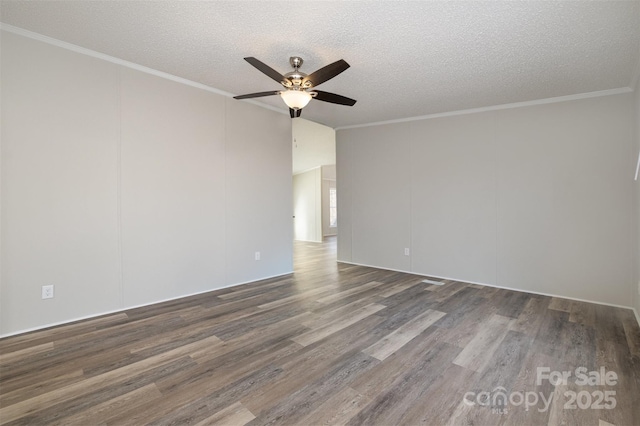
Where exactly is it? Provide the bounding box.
[304,59,350,87]
[296,109,302,118]
[244,57,285,84]
[233,91,280,100]
[314,90,357,106]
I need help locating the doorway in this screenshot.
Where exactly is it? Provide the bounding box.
[292,118,337,246]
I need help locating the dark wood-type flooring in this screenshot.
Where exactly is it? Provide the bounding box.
[1,237,640,425]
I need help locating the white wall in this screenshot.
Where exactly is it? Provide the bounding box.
[338,93,637,307]
[225,100,293,284]
[1,31,121,332]
[292,118,336,175]
[293,168,322,242]
[336,136,353,261]
[0,31,293,336]
[345,123,412,272]
[321,165,337,237]
[119,68,227,306]
[635,85,640,316]
[411,113,497,284]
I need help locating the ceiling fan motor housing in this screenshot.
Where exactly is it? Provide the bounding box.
[233,56,356,118]
[282,57,312,88]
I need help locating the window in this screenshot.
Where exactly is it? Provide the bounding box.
[329,187,337,227]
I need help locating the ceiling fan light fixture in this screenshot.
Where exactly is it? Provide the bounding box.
[234,57,356,117]
[280,90,312,110]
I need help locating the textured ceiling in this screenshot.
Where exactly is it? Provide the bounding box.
[1,1,639,128]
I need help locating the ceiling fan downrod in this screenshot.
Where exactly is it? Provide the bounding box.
[233,56,356,118]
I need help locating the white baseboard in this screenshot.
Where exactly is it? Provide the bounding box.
[4,263,639,337]
[337,260,638,317]
[0,271,293,339]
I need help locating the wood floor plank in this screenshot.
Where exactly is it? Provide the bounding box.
[0,342,54,365]
[450,330,534,426]
[595,333,640,426]
[193,401,256,426]
[188,311,310,365]
[242,316,386,415]
[1,310,195,385]
[247,351,379,426]
[159,339,303,398]
[560,320,596,371]
[376,280,422,298]
[452,313,514,372]
[315,280,385,304]
[52,383,163,426]
[363,308,446,360]
[0,336,220,423]
[432,287,495,329]
[537,311,571,359]
[509,295,549,335]
[350,326,448,401]
[11,356,197,426]
[301,296,380,329]
[496,290,531,319]
[0,368,85,408]
[1,237,639,425]
[347,341,461,426]
[439,300,500,349]
[376,283,439,314]
[501,351,558,425]
[291,303,386,347]
[546,383,597,426]
[216,277,293,301]
[475,329,534,390]
[478,285,501,299]
[295,386,370,426]
[117,364,283,425]
[257,286,334,310]
[398,362,477,425]
[433,286,481,315]
[209,304,310,342]
[0,313,129,355]
[427,281,468,302]
[549,297,572,312]
[128,321,220,356]
[200,341,302,393]
[619,308,640,356]
[569,299,597,327]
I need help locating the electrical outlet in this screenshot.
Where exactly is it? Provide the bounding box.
[404,248,410,256]
[255,251,261,261]
[637,280,640,295]
[42,285,54,299]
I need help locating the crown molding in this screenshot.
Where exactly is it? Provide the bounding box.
[335,87,633,131]
[1,23,634,129]
[0,23,288,117]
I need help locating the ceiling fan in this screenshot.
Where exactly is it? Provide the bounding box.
[233,56,357,118]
